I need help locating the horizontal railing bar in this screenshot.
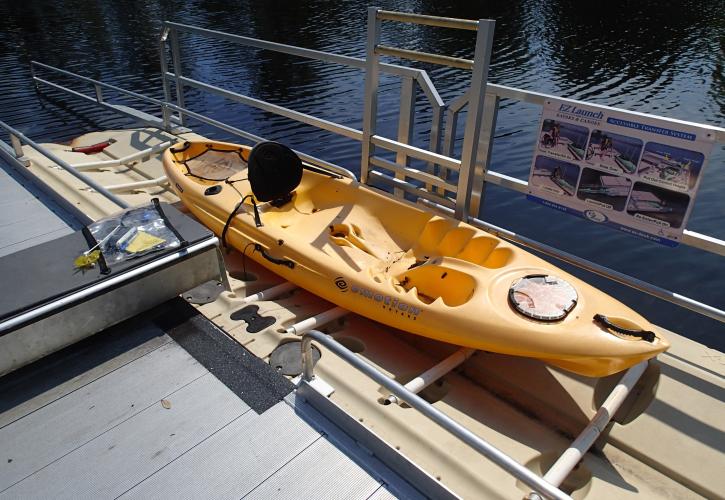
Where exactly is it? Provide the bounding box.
[369,170,456,209]
[370,155,456,191]
[371,135,461,170]
[34,76,176,133]
[175,74,363,141]
[163,21,421,79]
[163,102,357,180]
[484,83,725,142]
[484,170,528,192]
[376,10,479,31]
[33,76,99,104]
[418,198,724,323]
[681,230,725,258]
[480,166,725,257]
[301,330,569,500]
[0,120,129,209]
[32,61,165,107]
[376,45,474,70]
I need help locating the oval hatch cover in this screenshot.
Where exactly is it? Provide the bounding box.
[509,274,578,321]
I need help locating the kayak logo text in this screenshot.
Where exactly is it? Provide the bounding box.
[348,283,421,317]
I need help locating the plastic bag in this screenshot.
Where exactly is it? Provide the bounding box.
[86,199,181,265]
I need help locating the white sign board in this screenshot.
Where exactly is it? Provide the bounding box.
[527,99,716,246]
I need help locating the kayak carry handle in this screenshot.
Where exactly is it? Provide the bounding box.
[593,314,656,342]
[255,243,295,269]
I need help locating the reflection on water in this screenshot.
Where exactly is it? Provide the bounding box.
[0,1,723,348]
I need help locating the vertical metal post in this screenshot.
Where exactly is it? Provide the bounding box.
[427,102,444,192]
[360,6,381,184]
[439,91,468,194]
[30,63,39,92]
[454,20,495,220]
[94,84,103,103]
[394,75,416,196]
[10,134,24,158]
[439,106,459,193]
[159,26,173,131]
[301,336,315,382]
[169,27,186,126]
[469,94,499,217]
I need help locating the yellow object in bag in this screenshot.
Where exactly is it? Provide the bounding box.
[125,231,166,254]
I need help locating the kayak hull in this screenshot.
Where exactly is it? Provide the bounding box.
[163,141,669,377]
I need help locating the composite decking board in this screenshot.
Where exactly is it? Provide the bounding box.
[242,437,383,500]
[1,374,250,499]
[0,341,207,489]
[119,401,322,500]
[0,161,76,257]
[0,227,75,256]
[283,393,428,500]
[0,320,171,428]
[152,298,295,413]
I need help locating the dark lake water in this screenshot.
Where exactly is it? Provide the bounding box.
[1,1,723,349]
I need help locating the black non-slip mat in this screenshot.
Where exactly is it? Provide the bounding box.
[151,298,294,414]
[0,298,293,418]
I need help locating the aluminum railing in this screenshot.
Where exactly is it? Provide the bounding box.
[300,329,572,500]
[0,120,129,209]
[158,20,446,194]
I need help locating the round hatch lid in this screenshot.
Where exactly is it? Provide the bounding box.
[509,274,578,321]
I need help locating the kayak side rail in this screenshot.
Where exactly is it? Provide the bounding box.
[299,329,572,500]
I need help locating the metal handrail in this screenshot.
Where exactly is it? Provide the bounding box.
[32,61,165,108]
[375,45,474,70]
[172,74,364,141]
[0,120,129,209]
[161,101,358,180]
[376,10,479,31]
[164,21,424,80]
[300,329,570,500]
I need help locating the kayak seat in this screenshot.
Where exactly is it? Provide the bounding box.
[248,141,302,204]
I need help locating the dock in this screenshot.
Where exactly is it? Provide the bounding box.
[0,300,414,499]
[0,8,723,500]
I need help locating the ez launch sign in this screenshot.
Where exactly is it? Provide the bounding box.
[527,99,715,246]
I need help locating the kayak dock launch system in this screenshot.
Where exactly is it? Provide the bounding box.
[1,8,723,500]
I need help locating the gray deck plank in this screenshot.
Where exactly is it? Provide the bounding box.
[0,341,208,489]
[1,373,250,500]
[0,226,74,256]
[243,437,382,500]
[0,161,74,257]
[120,401,322,500]
[0,325,171,429]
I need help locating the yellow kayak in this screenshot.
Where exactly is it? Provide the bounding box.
[163,140,669,377]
